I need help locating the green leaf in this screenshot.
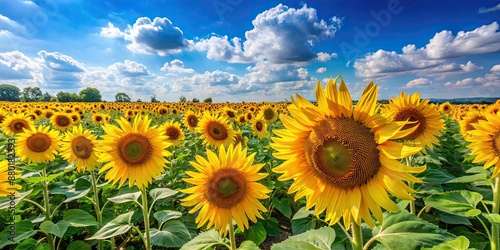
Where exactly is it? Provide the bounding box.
[237,240,260,250]
[291,210,317,235]
[243,221,267,246]
[446,173,488,183]
[107,191,141,204]
[272,197,292,218]
[63,209,99,227]
[422,236,469,250]
[370,211,456,250]
[262,217,281,237]
[425,190,483,217]
[0,190,33,210]
[482,213,500,224]
[87,211,133,240]
[40,220,69,238]
[74,178,92,190]
[0,220,36,248]
[292,207,314,220]
[63,187,91,203]
[66,240,91,250]
[436,212,471,226]
[14,238,46,250]
[154,210,182,230]
[150,220,191,247]
[23,172,64,184]
[271,227,335,250]
[180,229,226,250]
[149,188,178,203]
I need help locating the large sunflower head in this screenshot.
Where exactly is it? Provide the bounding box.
[271,77,425,229]
[197,112,236,148]
[60,125,100,172]
[50,112,74,131]
[251,113,267,139]
[382,91,445,152]
[258,104,278,123]
[0,160,22,197]
[222,106,237,121]
[181,144,270,236]
[459,110,486,139]
[98,115,172,189]
[465,112,500,178]
[183,110,199,132]
[16,125,61,164]
[160,120,185,146]
[1,113,34,136]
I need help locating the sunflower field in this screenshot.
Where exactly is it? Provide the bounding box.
[1,77,500,250]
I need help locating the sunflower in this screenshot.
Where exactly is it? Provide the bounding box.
[181,144,270,236]
[233,130,248,147]
[271,78,425,228]
[92,113,106,125]
[459,111,486,139]
[60,125,99,172]
[439,102,453,115]
[50,112,74,131]
[382,91,445,152]
[98,115,171,188]
[0,160,21,196]
[183,110,199,132]
[160,120,185,146]
[0,109,7,124]
[237,114,247,125]
[1,113,34,136]
[258,104,278,123]
[197,112,236,148]
[465,112,500,177]
[16,125,61,163]
[222,106,237,121]
[251,114,267,139]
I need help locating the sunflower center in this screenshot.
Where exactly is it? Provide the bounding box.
[263,109,274,120]
[207,122,228,140]
[227,111,235,118]
[57,116,70,126]
[27,133,51,153]
[166,127,179,140]
[0,115,5,124]
[96,116,102,122]
[11,120,29,133]
[493,132,500,156]
[304,117,380,189]
[118,134,152,165]
[256,121,263,131]
[71,136,93,159]
[188,116,198,127]
[205,168,247,208]
[393,108,426,140]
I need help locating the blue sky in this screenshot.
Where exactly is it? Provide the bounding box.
[0,0,499,102]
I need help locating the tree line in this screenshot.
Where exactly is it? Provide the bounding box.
[0,84,213,103]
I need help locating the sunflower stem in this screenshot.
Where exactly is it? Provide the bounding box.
[351,221,363,250]
[41,168,55,250]
[229,223,237,250]
[140,187,152,250]
[491,177,499,250]
[91,171,104,250]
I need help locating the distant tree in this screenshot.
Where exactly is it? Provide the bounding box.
[70,93,82,102]
[57,91,82,102]
[0,84,21,101]
[21,87,43,102]
[179,95,187,102]
[41,92,53,102]
[192,98,199,103]
[203,97,212,103]
[136,99,142,102]
[80,87,102,102]
[115,92,131,102]
[151,95,159,103]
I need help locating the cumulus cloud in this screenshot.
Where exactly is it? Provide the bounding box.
[108,60,150,77]
[404,77,432,88]
[316,52,338,62]
[478,3,500,13]
[37,50,86,89]
[195,4,341,64]
[491,64,500,72]
[160,59,195,74]
[316,67,327,73]
[354,22,500,79]
[0,14,26,36]
[100,17,193,56]
[0,51,42,84]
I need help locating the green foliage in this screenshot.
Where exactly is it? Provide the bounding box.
[21,87,43,102]
[80,87,102,102]
[115,92,131,102]
[0,84,20,101]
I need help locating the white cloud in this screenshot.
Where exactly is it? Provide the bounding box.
[100,17,193,56]
[160,59,195,74]
[316,52,338,62]
[316,67,327,73]
[491,64,500,72]
[108,60,150,77]
[37,50,86,89]
[354,22,500,79]
[195,4,341,64]
[404,77,431,88]
[478,3,500,13]
[0,14,26,36]
[0,51,42,88]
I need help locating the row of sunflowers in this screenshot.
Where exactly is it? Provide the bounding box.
[1,76,500,250]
